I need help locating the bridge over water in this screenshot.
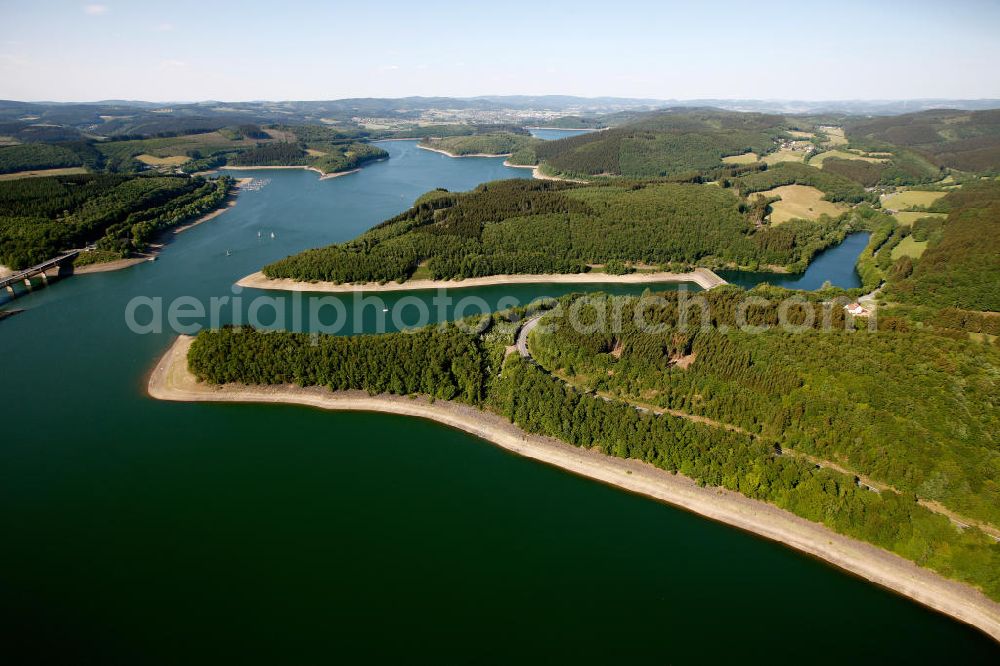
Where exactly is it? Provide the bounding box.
[1,250,79,299]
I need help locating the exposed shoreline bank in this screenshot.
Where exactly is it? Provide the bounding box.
[235,267,727,293]
[219,165,360,180]
[148,334,1000,643]
[416,144,511,159]
[524,126,602,131]
[74,178,250,275]
[501,160,587,183]
[412,141,583,183]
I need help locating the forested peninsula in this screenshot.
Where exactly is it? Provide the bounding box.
[418,132,541,166]
[0,173,233,269]
[150,285,1000,637]
[258,178,862,286]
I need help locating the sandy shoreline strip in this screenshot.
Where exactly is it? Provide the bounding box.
[501,160,587,183]
[74,179,250,275]
[417,144,511,159]
[149,335,1000,642]
[413,142,581,182]
[524,126,600,131]
[219,165,360,180]
[236,267,727,293]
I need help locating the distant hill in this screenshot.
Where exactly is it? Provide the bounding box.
[846,109,1000,172]
[532,109,790,178]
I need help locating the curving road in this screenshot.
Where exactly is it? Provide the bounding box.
[511,310,1000,540]
[515,314,543,359]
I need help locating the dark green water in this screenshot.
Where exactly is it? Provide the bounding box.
[719,231,871,291]
[1,141,997,663]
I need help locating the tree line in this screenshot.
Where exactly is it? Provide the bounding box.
[184,307,1000,602]
[262,178,859,283]
[0,173,232,268]
[527,290,1000,527]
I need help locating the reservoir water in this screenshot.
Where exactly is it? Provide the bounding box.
[720,231,871,290]
[528,127,594,140]
[1,141,996,662]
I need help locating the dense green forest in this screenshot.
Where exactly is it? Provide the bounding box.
[526,289,1000,526]
[530,116,606,129]
[0,123,388,177]
[818,157,887,187]
[188,325,486,404]
[227,126,388,174]
[185,305,1000,601]
[846,109,1000,174]
[228,142,306,166]
[885,181,1000,312]
[0,173,232,268]
[261,178,858,283]
[419,132,541,161]
[0,143,87,174]
[733,162,871,203]
[379,123,529,140]
[532,110,787,178]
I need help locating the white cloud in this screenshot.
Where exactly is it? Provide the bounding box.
[83,4,109,15]
[159,59,186,70]
[379,64,400,71]
[154,23,174,32]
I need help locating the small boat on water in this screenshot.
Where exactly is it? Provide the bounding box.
[270,232,276,239]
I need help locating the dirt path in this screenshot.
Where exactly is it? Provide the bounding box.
[521,315,1000,541]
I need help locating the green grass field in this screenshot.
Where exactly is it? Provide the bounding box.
[762,149,805,165]
[721,152,759,164]
[810,149,889,168]
[891,235,929,260]
[818,126,848,146]
[0,166,89,181]
[891,211,947,226]
[754,184,849,225]
[136,154,190,167]
[882,190,947,210]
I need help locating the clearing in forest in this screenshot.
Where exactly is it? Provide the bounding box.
[136,154,190,167]
[818,126,848,146]
[763,149,805,165]
[891,235,929,260]
[753,184,849,225]
[722,152,759,164]
[810,150,889,168]
[0,166,89,180]
[882,190,946,210]
[891,211,947,226]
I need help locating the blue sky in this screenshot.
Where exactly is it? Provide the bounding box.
[1,0,999,102]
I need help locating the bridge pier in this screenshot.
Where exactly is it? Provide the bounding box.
[23,277,32,289]
[5,285,14,297]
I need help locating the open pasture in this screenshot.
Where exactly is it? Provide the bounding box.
[753,184,849,225]
[882,190,946,210]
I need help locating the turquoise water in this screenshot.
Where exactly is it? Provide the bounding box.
[528,127,595,140]
[0,141,996,662]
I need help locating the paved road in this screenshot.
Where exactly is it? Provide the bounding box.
[515,314,543,359]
